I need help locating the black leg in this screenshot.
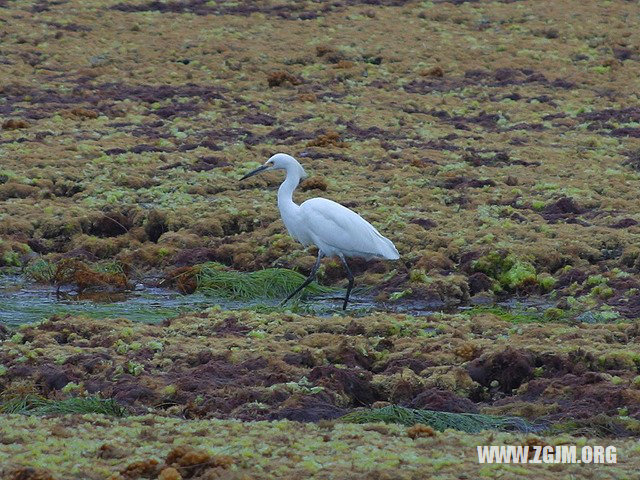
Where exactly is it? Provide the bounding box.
[340,256,354,310]
[281,252,324,306]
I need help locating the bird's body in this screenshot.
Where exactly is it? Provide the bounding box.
[241,153,399,309]
[284,198,399,260]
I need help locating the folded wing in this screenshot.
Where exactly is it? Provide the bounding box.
[299,198,400,260]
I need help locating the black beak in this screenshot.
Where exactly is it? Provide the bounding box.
[240,164,269,181]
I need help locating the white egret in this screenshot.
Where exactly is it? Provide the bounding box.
[240,153,400,310]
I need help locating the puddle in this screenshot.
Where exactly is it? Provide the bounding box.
[0,275,216,327]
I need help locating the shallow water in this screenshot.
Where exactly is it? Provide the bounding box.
[0,275,214,327]
[0,275,554,327]
[0,275,450,327]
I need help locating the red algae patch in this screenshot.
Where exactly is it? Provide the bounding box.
[2,311,640,436]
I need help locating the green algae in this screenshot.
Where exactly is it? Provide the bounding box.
[537,273,557,292]
[0,297,197,327]
[472,253,539,291]
[0,395,126,417]
[339,405,540,434]
[2,413,636,480]
[244,299,372,317]
[498,260,537,290]
[0,251,20,267]
[23,258,56,283]
[463,306,548,324]
[192,262,335,299]
[547,414,633,437]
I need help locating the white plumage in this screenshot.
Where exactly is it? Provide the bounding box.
[240,153,399,309]
[295,198,399,260]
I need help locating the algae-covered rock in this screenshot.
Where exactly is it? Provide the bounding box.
[498,260,537,290]
[421,366,480,397]
[473,252,539,291]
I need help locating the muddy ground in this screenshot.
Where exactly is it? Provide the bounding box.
[1,0,640,478]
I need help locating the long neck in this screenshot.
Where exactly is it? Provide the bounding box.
[277,168,300,216]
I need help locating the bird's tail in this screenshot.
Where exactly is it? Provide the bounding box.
[377,235,400,260]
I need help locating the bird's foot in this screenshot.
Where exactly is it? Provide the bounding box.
[279,298,291,308]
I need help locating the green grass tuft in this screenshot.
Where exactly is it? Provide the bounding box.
[193,262,334,299]
[463,305,547,323]
[24,258,56,283]
[548,414,633,437]
[0,394,127,417]
[339,405,541,433]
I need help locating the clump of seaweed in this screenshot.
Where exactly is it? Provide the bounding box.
[0,394,127,416]
[420,66,444,77]
[5,467,55,480]
[0,182,38,200]
[548,414,634,437]
[24,258,56,283]
[463,306,545,324]
[121,446,240,480]
[407,424,437,438]
[300,177,328,191]
[170,262,334,299]
[65,107,99,119]
[2,119,30,130]
[339,405,541,433]
[307,130,347,148]
[34,258,130,293]
[472,252,539,292]
[267,70,301,87]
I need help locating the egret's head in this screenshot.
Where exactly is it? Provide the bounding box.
[240,153,307,181]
